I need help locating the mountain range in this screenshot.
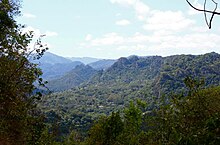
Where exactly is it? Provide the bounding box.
[33,52,116,80]
[39,52,220,93]
[39,52,220,133]
[67,57,101,65]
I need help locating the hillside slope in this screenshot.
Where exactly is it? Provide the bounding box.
[46,64,97,91]
[40,52,220,132]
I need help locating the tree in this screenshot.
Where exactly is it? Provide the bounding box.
[86,112,124,145]
[85,78,220,144]
[147,78,220,144]
[121,101,143,144]
[0,0,48,144]
[85,101,145,145]
[186,0,220,29]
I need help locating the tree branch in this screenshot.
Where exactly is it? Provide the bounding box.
[186,0,220,29]
[204,0,218,29]
[186,0,220,15]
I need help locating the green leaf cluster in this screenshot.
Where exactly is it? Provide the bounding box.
[0,1,50,144]
[82,79,220,144]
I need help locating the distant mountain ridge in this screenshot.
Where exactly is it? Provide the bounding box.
[46,64,97,91]
[67,57,101,65]
[47,52,220,93]
[34,52,73,64]
[39,61,83,80]
[88,59,116,70]
[33,52,115,80]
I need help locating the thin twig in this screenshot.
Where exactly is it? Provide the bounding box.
[186,0,220,14]
[204,0,218,28]
[186,0,219,29]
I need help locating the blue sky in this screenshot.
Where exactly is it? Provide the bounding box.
[17,0,220,59]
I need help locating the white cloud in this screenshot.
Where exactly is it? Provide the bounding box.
[45,31,58,37]
[116,19,131,26]
[80,27,220,57]
[22,26,41,37]
[85,34,92,41]
[134,0,149,21]
[78,0,220,58]
[90,33,125,46]
[128,32,149,43]
[85,32,149,47]
[191,26,209,33]
[116,44,146,52]
[187,0,220,15]
[143,10,195,32]
[110,0,136,6]
[23,13,36,18]
[187,0,203,15]
[110,0,195,32]
[110,0,150,21]
[116,13,121,16]
[22,26,58,38]
[21,26,57,52]
[147,33,220,56]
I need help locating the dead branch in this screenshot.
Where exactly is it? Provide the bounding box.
[186,0,220,29]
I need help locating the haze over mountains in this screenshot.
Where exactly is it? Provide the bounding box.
[34,52,116,80]
[67,57,100,65]
[36,52,220,94]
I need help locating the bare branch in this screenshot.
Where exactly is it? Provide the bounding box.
[204,0,218,28]
[186,0,220,14]
[186,0,220,29]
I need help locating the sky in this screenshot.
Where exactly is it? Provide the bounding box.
[17,0,220,59]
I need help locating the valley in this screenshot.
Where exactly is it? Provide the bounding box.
[37,52,220,138]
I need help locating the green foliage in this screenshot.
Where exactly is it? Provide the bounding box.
[0,0,49,144]
[85,101,146,145]
[47,64,97,91]
[124,101,142,135]
[3,1,219,145]
[64,130,83,145]
[147,78,220,144]
[40,53,220,140]
[81,79,220,145]
[86,112,124,145]
[153,52,220,95]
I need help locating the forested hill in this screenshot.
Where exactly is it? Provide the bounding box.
[83,52,220,95]
[45,52,220,94]
[46,64,97,91]
[3,0,220,143]
[153,52,220,95]
[40,52,220,135]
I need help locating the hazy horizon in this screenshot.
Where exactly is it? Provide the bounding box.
[45,50,219,60]
[17,0,220,59]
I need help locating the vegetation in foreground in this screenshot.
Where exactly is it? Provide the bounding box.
[59,78,220,145]
[1,0,220,144]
